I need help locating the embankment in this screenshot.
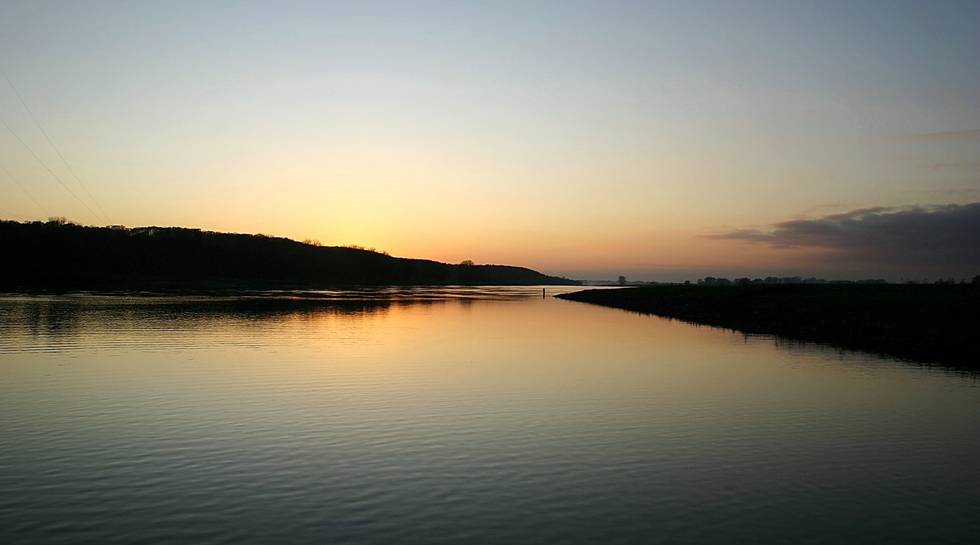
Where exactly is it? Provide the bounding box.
[557,284,980,370]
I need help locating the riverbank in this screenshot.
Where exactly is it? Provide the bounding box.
[556,284,980,370]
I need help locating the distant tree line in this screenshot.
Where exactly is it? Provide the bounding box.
[695,276,980,286]
[0,219,578,292]
[698,276,888,286]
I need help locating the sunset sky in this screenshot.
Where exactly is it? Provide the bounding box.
[1,1,978,281]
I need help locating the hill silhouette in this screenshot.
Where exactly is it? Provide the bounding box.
[0,219,577,292]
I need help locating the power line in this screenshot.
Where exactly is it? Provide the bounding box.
[0,64,111,223]
[0,114,104,224]
[0,161,49,217]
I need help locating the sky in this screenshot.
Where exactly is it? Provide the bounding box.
[1,1,978,281]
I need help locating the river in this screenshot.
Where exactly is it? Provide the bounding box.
[1,288,978,544]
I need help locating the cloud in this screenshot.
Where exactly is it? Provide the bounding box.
[918,160,980,170]
[788,202,846,219]
[708,203,980,271]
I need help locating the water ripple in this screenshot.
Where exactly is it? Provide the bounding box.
[1,291,979,544]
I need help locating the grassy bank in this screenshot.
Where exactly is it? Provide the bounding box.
[556,284,980,370]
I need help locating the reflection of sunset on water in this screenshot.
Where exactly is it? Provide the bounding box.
[2,291,979,543]
[1,1,978,542]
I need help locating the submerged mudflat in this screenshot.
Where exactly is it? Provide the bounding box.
[557,284,980,370]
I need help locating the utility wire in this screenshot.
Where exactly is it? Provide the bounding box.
[0,114,104,224]
[0,161,49,217]
[0,64,111,224]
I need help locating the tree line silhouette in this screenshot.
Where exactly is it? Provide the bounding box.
[0,219,577,292]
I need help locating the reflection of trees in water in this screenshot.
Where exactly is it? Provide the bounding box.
[15,299,84,337]
[0,297,405,341]
[0,296,520,340]
[0,288,544,343]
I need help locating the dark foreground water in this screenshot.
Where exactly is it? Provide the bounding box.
[1,288,978,544]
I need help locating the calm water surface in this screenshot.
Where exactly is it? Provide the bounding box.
[1,288,978,544]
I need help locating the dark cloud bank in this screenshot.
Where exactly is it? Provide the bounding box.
[711,202,980,278]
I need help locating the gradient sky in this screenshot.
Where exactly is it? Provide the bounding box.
[1,1,978,280]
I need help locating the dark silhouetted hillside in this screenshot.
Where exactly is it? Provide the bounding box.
[0,220,577,292]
